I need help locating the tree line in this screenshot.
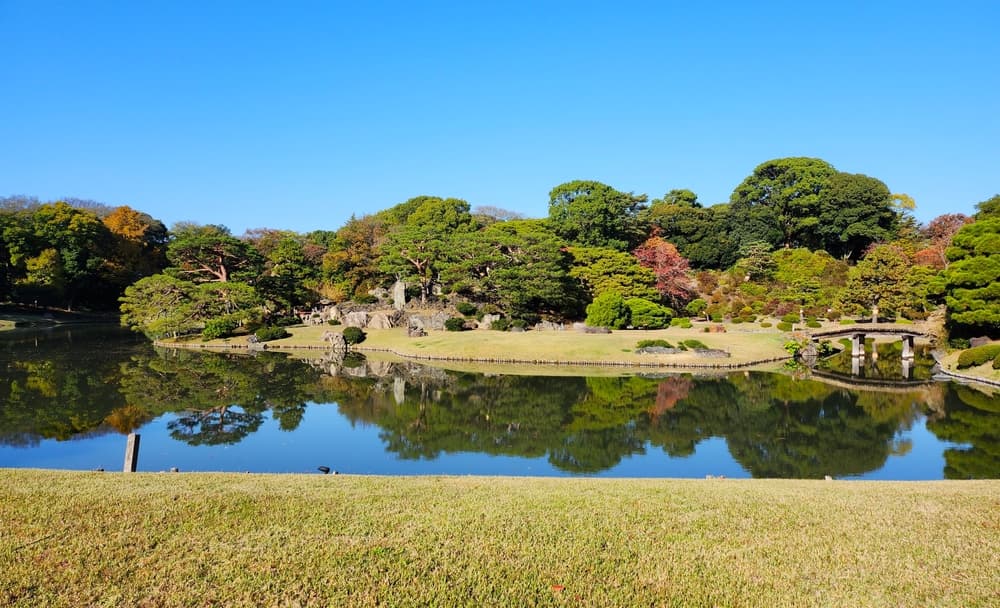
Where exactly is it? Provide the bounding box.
[2,157,997,338]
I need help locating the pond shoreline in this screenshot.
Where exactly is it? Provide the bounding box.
[154,337,793,370]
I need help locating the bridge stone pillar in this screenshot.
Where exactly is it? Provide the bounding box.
[851,333,866,358]
[902,357,912,379]
[901,335,915,359]
[851,356,862,376]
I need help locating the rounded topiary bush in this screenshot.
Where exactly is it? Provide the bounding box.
[781,313,800,324]
[455,302,478,317]
[254,326,289,342]
[777,322,794,332]
[636,339,673,349]
[327,319,341,325]
[682,339,708,350]
[806,320,822,329]
[444,317,467,331]
[585,292,630,330]
[760,321,773,328]
[625,298,673,329]
[202,317,238,341]
[273,316,301,327]
[342,326,366,345]
[956,344,1000,369]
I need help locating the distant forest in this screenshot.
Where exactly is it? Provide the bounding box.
[2,157,997,340]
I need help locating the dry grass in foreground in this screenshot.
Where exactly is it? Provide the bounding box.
[1,470,997,607]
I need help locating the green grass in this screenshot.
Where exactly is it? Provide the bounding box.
[1,470,997,607]
[175,324,792,368]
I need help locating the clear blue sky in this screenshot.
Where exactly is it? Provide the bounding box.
[2,1,998,234]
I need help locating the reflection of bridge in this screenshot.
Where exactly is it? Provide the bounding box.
[808,368,937,394]
[808,324,935,378]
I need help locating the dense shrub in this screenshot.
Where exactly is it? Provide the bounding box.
[731,317,743,324]
[636,339,673,349]
[806,320,822,328]
[273,316,301,327]
[760,321,773,328]
[684,298,707,318]
[327,319,341,326]
[254,326,289,342]
[444,317,467,331]
[670,317,692,328]
[510,319,529,330]
[491,318,511,331]
[682,339,708,350]
[956,344,1000,369]
[948,337,971,349]
[342,326,366,345]
[455,302,478,316]
[777,322,794,332]
[352,294,378,304]
[202,317,238,341]
[710,313,724,322]
[993,354,1000,369]
[586,292,630,329]
[626,298,673,329]
[826,309,842,321]
[839,319,856,325]
[780,313,800,324]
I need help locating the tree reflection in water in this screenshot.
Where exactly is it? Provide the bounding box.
[1,327,997,479]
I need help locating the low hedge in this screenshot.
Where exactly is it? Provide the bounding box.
[254,326,289,342]
[444,317,467,331]
[957,344,1000,369]
[637,339,673,349]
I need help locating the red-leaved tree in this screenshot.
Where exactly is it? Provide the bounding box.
[633,237,696,309]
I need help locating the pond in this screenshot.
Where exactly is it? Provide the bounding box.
[1,326,997,479]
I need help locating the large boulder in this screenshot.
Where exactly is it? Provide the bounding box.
[368,312,396,329]
[342,311,369,328]
[479,313,501,330]
[321,331,347,352]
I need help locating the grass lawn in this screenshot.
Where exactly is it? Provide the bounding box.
[1,470,997,607]
[184,322,794,369]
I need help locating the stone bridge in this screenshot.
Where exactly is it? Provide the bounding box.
[808,324,934,359]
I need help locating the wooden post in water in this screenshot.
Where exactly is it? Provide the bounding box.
[123,433,140,473]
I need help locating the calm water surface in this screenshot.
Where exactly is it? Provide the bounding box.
[1,325,996,479]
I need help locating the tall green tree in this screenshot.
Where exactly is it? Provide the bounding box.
[837,244,917,321]
[816,172,898,259]
[166,223,263,284]
[729,157,837,250]
[548,180,648,251]
[29,202,113,309]
[379,197,476,303]
[568,246,658,301]
[642,200,736,269]
[439,219,583,318]
[321,214,387,301]
[934,196,1000,335]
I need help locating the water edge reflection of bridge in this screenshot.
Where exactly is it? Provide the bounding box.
[808,324,935,378]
